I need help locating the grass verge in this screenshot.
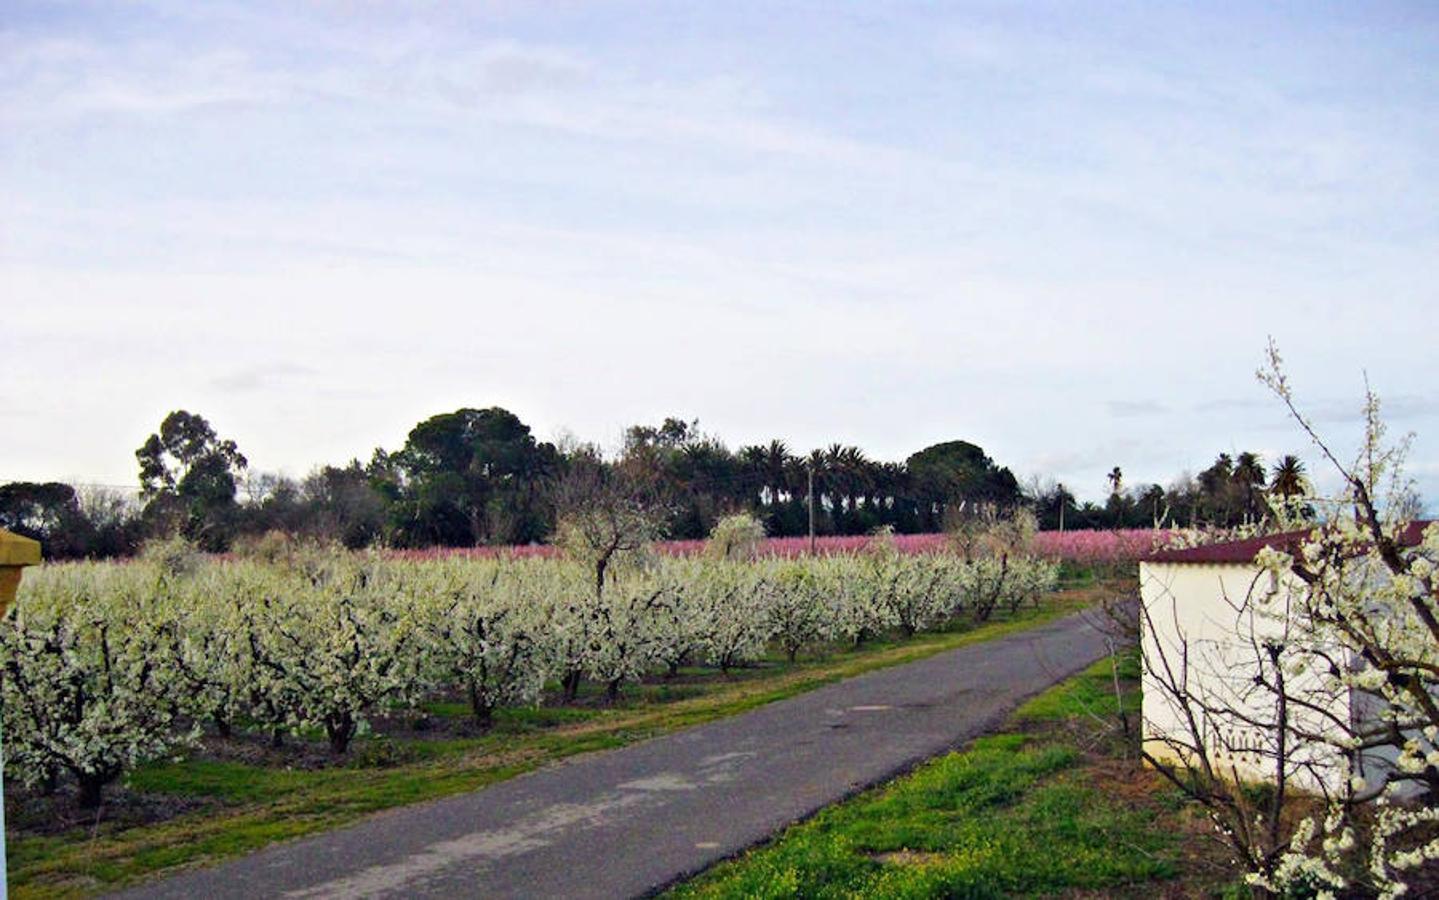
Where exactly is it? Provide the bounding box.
[7,583,1115,898]
[666,650,1232,899]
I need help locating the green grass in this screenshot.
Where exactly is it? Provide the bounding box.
[1013,647,1140,722]
[667,654,1178,900]
[7,585,1117,898]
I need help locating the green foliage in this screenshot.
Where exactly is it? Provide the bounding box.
[906,441,1023,531]
[135,410,248,551]
[9,401,1062,557]
[0,482,99,559]
[388,407,562,547]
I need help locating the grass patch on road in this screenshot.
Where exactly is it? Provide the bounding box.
[667,652,1222,899]
[7,583,1117,899]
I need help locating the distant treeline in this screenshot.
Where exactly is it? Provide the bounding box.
[1,408,1311,559]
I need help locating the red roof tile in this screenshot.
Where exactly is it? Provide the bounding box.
[1147,520,1432,565]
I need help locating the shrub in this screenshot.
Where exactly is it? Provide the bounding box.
[706,514,767,561]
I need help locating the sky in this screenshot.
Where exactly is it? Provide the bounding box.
[3,1,1437,507]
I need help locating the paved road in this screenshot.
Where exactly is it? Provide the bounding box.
[124,610,1110,899]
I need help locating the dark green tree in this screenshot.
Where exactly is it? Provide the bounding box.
[905,441,1021,531]
[0,482,90,558]
[1136,483,1168,527]
[393,407,559,546]
[135,411,248,549]
[1233,451,1268,523]
[1270,454,1308,498]
[301,462,389,548]
[1196,453,1238,525]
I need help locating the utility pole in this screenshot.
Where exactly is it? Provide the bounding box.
[807,463,816,556]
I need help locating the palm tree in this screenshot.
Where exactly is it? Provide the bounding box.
[1107,466,1123,496]
[1234,452,1266,488]
[838,445,871,521]
[764,439,792,505]
[1198,453,1236,525]
[823,444,847,521]
[1234,452,1267,523]
[1270,455,1308,498]
[738,444,768,505]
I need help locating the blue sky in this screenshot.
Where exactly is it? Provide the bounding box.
[3,1,1436,505]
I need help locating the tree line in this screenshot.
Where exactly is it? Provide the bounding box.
[0,407,1313,559]
[1029,450,1313,532]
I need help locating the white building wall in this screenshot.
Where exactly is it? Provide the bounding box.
[1139,560,1352,792]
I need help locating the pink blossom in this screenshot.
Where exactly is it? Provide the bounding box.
[391,529,1171,563]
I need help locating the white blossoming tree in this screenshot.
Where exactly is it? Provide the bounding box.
[0,562,195,807]
[242,551,423,753]
[1140,342,1438,898]
[410,559,552,727]
[0,508,1069,813]
[578,569,672,700]
[763,560,831,662]
[691,562,773,674]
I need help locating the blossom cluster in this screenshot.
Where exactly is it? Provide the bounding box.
[1252,518,1439,898]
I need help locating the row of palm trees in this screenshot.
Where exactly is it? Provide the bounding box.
[734,441,912,512]
[628,437,991,538]
[1054,452,1310,532]
[641,433,1316,538]
[1194,450,1308,525]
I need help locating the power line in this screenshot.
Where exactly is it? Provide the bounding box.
[0,479,142,493]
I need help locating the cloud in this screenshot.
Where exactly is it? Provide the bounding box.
[1107,400,1168,417]
[0,39,283,120]
[1309,394,1439,423]
[1193,397,1268,414]
[1,3,1434,498]
[0,20,911,179]
[210,362,317,393]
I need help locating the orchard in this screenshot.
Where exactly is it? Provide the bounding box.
[0,536,1058,809]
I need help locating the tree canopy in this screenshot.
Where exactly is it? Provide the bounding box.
[135,410,248,550]
[386,407,561,547]
[8,405,1318,558]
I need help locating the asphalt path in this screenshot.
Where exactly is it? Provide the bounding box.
[123,609,1111,899]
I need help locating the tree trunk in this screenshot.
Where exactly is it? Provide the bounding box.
[606,678,622,702]
[595,552,611,600]
[271,727,285,749]
[214,715,232,739]
[77,773,107,809]
[328,714,356,755]
[563,669,582,702]
[468,681,494,729]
